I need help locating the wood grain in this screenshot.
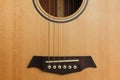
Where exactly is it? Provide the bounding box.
[0,0,120,80]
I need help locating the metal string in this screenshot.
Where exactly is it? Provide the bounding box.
[63,0,70,66]
[58,2,60,59]
[48,0,51,65]
[57,0,60,67]
[72,0,75,61]
[68,0,70,62]
[53,0,56,65]
[57,19,60,67]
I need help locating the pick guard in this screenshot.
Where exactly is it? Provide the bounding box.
[28,56,96,75]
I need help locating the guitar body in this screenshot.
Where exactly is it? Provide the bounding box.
[0,0,120,80]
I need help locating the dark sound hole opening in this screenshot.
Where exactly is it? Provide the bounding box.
[39,0,83,17]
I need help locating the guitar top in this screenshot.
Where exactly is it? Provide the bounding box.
[0,0,120,80]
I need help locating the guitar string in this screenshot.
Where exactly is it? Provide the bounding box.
[72,0,76,63]
[63,0,70,67]
[57,2,60,65]
[53,0,56,66]
[68,0,71,66]
[48,0,51,66]
[67,0,75,68]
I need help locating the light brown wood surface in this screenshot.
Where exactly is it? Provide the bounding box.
[0,0,120,80]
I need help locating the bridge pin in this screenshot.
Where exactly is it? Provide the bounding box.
[73,65,77,69]
[47,65,51,69]
[53,65,56,69]
[68,65,72,69]
[63,65,67,69]
[58,65,62,69]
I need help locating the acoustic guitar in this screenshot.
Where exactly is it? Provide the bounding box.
[0,0,120,80]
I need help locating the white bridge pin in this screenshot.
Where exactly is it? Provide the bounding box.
[58,65,62,69]
[53,65,57,69]
[47,65,51,69]
[68,65,72,69]
[73,65,77,69]
[63,65,67,69]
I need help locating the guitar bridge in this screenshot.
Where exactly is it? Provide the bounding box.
[28,56,96,75]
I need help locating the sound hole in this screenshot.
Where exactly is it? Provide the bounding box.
[39,0,83,17]
[33,0,88,22]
